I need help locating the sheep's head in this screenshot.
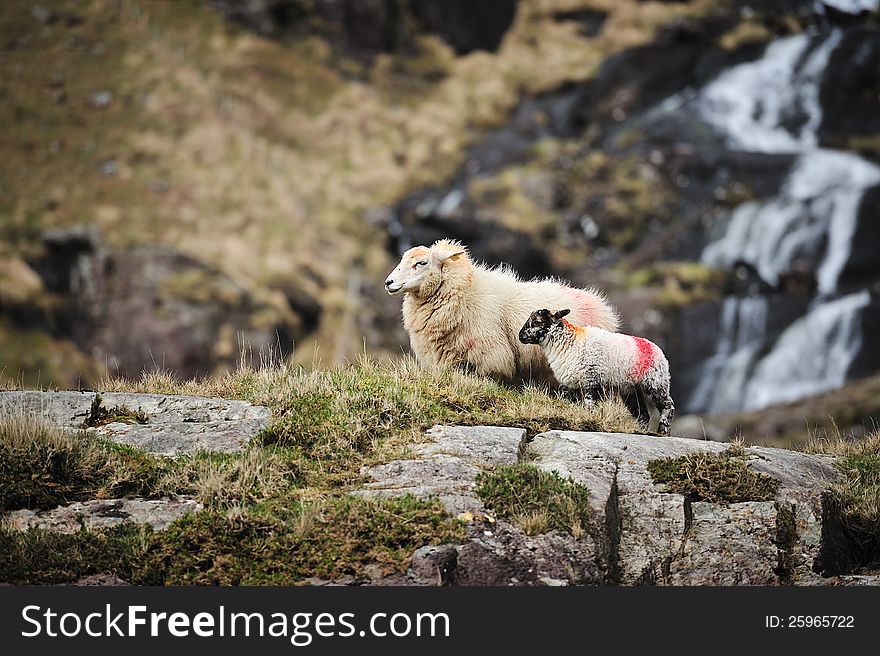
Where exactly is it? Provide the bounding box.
[384,241,467,297]
[519,308,571,344]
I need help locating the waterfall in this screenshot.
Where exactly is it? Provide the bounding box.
[686,297,768,414]
[822,0,880,13]
[697,32,838,154]
[702,150,880,295]
[684,28,880,414]
[743,291,871,409]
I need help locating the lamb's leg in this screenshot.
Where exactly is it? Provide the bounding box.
[648,388,675,437]
[623,388,650,430]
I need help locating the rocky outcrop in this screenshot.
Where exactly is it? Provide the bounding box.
[26,228,302,381]
[358,425,604,585]
[0,391,270,455]
[529,431,838,584]
[4,498,202,534]
[360,425,873,586]
[210,0,517,56]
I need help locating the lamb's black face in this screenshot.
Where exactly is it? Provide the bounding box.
[519,309,554,344]
[519,308,573,344]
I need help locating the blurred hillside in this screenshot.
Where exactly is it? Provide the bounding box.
[2,0,880,442]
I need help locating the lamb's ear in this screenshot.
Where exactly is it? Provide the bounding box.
[433,248,466,264]
[553,309,571,320]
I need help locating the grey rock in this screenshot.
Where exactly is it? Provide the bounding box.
[528,430,841,585]
[0,391,271,455]
[71,574,131,586]
[454,521,603,585]
[418,424,524,466]
[358,425,603,586]
[357,453,483,515]
[4,497,202,533]
[361,426,853,586]
[358,425,524,515]
[90,90,113,108]
[410,544,459,585]
[666,501,780,585]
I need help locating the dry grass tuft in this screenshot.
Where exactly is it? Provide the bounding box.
[806,430,880,565]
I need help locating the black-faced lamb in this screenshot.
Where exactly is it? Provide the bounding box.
[384,239,620,387]
[519,308,675,435]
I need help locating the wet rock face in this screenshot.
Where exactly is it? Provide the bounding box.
[210,0,517,56]
[68,246,291,379]
[27,229,302,381]
[840,185,880,290]
[359,425,862,586]
[819,26,880,152]
[409,0,517,55]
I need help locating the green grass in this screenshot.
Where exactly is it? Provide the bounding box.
[475,464,593,538]
[0,495,464,584]
[0,414,299,513]
[623,261,727,307]
[0,416,167,512]
[646,449,779,504]
[104,355,640,489]
[141,495,464,585]
[0,523,153,585]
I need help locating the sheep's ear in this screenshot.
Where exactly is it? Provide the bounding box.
[553,309,571,320]
[433,248,466,264]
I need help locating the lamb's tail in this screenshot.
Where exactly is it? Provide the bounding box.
[562,287,620,332]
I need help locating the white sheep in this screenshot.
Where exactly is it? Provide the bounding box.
[384,239,619,387]
[519,308,675,435]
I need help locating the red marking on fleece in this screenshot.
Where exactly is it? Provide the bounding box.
[561,287,601,325]
[630,337,656,381]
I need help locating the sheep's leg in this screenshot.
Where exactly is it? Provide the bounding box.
[648,388,675,437]
[580,385,602,406]
[558,384,584,403]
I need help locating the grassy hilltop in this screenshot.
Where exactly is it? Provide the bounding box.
[1,356,640,583]
[3,357,880,583]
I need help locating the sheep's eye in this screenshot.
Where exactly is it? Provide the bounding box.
[414,261,427,268]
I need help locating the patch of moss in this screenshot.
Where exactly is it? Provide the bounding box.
[647,450,778,504]
[847,135,880,161]
[475,464,592,538]
[83,394,148,428]
[0,495,465,585]
[718,20,773,51]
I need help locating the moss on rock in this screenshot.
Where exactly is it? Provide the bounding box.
[647,450,778,504]
[475,464,592,538]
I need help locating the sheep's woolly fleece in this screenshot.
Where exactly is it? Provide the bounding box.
[384,239,619,387]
